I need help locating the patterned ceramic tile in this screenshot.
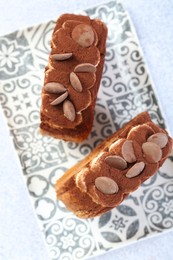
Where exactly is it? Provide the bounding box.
[0,71,43,128]
[0,0,173,259]
[85,0,132,48]
[140,180,173,232]
[26,166,72,223]
[44,216,97,260]
[22,21,56,69]
[100,43,150,101]
[106,84,165,130]
[90,196,149,251]
[0,31,35,79]
[11,124,67,174]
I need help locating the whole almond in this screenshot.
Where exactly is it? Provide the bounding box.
[147,133,168,148]
[44,82,66,94]
[95,176,119,195]
[142,142,162,163]
[126,162,145,178]
[74,63,96,73]
[51,53,73,61]
[72,24,94,47]
[122,140,136,163]
[63,100,76,121]
[50,91,68,106]
[70,72,83,92]
[105,155,127,170]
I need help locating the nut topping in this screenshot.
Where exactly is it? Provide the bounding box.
[72,24,95,48]
[147,133,168,148]
[126,162,145,178]
[105,155,127,170]
[74,63,96,73]
[50,91,68,106]
[122,140,136,163]
[70,72,83,92]
[44,82,66,94]
[109,139,123,152]
[51,53,73,61]
[95,176,119,195]
[142,142,162,163]
[63,100,76,121]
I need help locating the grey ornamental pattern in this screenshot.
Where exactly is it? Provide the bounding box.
[0,1,173,259]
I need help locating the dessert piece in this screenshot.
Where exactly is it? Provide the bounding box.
[40,14,108,142]
[55,112,173,218]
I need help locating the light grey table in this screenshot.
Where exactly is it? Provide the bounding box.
[0,0,173,260]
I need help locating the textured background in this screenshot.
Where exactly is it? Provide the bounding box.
[0,0,173,260]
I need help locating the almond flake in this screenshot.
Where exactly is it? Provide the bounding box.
[95,176,119,195]
[51,53,72,61]
[147,133,168,148]
[63,100,76,121]
[50,91,68,106]
[105,155,127,170]
[74,63,96,73]
[142,142,162,163]
[70,72,83,92]
[44,82,66,94]
[122,140,136,163]
[126,162,145,178]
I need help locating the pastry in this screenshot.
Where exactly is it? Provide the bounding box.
[40,14,108,142]
[55,112,173,218]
